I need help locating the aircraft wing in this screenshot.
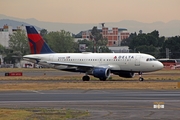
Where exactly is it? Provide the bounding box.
[23,56,41,61]
[46,61,120,70]
[46,61,94,68]
[23,56,42,64]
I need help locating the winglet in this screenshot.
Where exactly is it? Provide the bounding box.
[26,26,54,54]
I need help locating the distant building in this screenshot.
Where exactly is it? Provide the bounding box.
[73,31,84,42]
[81,26,129,47]
[108,46,129,53]
[0,25,25,47]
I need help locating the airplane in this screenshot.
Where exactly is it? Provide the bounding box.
[23,26,164,81]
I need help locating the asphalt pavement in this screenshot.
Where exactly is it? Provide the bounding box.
[0,89,180,120]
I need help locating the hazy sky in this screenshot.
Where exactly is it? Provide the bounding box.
[1,0,180,23]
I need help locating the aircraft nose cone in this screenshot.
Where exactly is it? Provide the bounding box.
[156,62,164,70]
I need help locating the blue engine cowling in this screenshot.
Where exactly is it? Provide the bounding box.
[92,68,110,79]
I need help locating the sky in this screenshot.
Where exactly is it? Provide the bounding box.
[0,0,180,23]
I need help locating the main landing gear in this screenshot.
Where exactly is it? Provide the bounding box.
[82,75,90,81]
[82,76,107,81]
[99,77,107,81]
[139,72,144,81]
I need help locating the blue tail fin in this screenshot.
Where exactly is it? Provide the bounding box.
[26,26,54,54]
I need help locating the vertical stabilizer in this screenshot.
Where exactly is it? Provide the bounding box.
[26,26,54,54]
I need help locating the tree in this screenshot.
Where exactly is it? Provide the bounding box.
[160,36,180,58]
[77,39,93,52]
[136,45,159,58]
[45,30,75,53]
[129,30,162,50]
[121,32,137,46]
[9,30,29,56]
[40,29,48,43]
[76,39,111,53]
[91,26,103,41]
[0,44,5,55]
[157,36,165,47]
[91,26,110,53]
[40,29,48,37]
[126,30,166,58]
[8,30,29,64]
[150,30,159,38]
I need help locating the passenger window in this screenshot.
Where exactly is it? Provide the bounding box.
[146,58,157,61]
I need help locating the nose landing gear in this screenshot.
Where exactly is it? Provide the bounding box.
[139,72,144,81]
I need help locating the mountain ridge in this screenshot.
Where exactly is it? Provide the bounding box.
[0,14,180,37]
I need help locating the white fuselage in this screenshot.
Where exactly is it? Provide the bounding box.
[23,52,164,72]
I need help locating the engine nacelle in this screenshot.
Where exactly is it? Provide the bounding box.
[92,68,110,79]
[118,71,135,78]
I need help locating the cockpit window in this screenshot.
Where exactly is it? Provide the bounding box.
[146,58,157,61]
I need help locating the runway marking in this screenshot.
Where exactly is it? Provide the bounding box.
[82,89,110,94]
[30,90,45,94]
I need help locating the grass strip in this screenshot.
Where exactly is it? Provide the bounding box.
[0,108,89,120]
[0,68,180,90]
[0,82,178,91]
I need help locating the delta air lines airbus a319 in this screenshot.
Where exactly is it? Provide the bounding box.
[23,26,163,81]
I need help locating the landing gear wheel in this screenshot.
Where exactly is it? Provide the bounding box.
[138,72,144,81]
[139,77,144,81]
[99,77,107,81]
[82,76,90,81]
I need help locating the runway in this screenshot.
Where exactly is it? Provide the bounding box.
[0,90,180,120]
[0,69,180,119]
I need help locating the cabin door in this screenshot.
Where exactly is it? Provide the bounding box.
[135,55,140,66]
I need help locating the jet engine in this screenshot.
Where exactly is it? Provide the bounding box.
[118,71,135,78]
[92,68,110,80]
